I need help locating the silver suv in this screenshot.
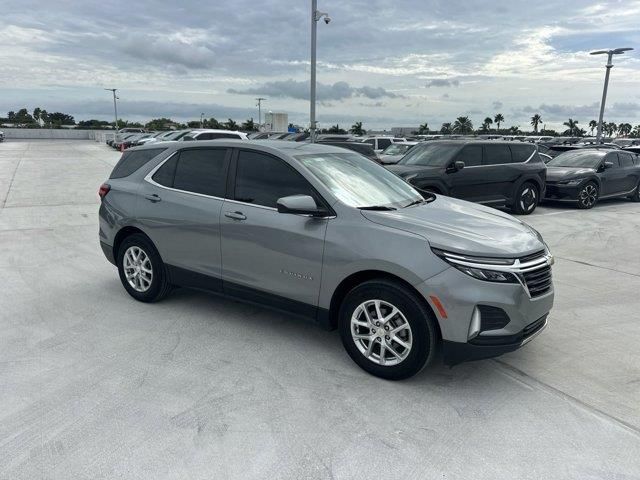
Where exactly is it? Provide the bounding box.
[99,140,554,379]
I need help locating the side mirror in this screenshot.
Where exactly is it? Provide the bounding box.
[603,161,614,169]
[447,160,465,172]
[277,195,327,217]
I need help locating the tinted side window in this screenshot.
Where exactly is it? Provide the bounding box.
[377,139,392,150]
[235,151,316,208]
[456,145,482,166]
[212,133,242,139]
[618,153,634,167]
[195,133,213,140]
[605,153,620,168]
[152,155,177,187]
[364,139,375,146]
[110,148,167,179]
[171,148,228,196]
[483,145,512,165]
[510,144,535,163]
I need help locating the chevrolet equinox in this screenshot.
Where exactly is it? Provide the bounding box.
[99,140,554,379]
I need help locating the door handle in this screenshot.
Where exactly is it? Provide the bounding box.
[145,194,161,202]
[224,211,247,220]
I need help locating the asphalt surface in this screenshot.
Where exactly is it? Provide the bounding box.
[1,140,639,479]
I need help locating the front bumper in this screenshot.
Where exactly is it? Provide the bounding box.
[415,266,554,365]
[544,183,580,201]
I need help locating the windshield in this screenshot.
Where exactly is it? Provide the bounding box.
[547,151,603,168]
[296,152,423,209]
[382,144,411,155]
[399,143,458,166]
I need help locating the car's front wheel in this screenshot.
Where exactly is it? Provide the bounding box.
[117,233,172,302]
[512,182,539,215]
[577,182,598,209]
[339,279,437,380]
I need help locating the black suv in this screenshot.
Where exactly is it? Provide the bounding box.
[386,140,546,214]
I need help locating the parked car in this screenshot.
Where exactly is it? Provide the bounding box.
[544,149,640,209]
[0,130,4,142]
[119,127,146,134]
[98,140,553,379]
[317,140,379,162]
[378,142,419,165]
[361,136,406,153]
[387,140,546,214]
[181,129,248,141]
[112,133,141,150]
[612,138,640,148]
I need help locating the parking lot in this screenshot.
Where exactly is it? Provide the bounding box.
[1,140,639,479]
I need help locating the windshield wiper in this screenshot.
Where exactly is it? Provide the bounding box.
[358,205,397,211]
[403,198,426,208]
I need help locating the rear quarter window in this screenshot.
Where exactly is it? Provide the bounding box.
[110,148,167,179]
[509,144,536,163]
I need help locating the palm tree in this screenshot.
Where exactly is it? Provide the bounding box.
[633,125,640,138]
[588,120,598,135]
[453,116,473,134]
[241,118,256,131]
[509,126,521,134]
[530,114,542,133]
[417,123,429,135]
[494,113,504,131]
[618,122,632,137]
[482,117,493,131]
[440,123,453,135]
[605,122,617,137]
[563,118,579,136]
[349,121,365,135]
[225,119,238,130]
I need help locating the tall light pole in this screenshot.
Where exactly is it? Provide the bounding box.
[255,97,266,130]
[200,112,205,128]
[590,47,633,144]
[310,0,330,143]
[104,88,119,131]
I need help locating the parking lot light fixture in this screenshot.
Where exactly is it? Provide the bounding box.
[256,98,266,130]
[310,0,330,143]
[104,88,119,131]
[590,48,634,144]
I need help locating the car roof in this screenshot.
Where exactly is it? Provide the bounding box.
[189,129,243,134]
[128,139,354,155]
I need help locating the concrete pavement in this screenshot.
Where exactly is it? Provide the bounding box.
[1,140,639,479]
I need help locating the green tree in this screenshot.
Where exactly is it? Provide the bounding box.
[588,120,598,135]
[509,126,521,134]
[7,111,16,123]
[15,108,35,125]
[417,122,429,135]
[327,124,346,134]
[605,122,617,137]
[494,113,504,131]
[440,122,453,134]
[618,123,632,137]
[349,121,365,135]
[563,118,579,136]
[453,116,473,134]
[530,114,542,133]
[241,118,257,131]
[481,117,493,132]
[145,118,175,130]
[206,117,222,129]
[225,119,238,130]
[632,125,640,138]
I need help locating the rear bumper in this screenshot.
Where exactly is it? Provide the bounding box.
[442,315,548,365]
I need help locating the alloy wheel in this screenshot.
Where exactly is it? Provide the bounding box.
[123,246,153,292]
[579,184,598,208]
[519,186,537,212]
[350,299,413,366]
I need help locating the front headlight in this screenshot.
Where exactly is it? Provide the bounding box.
[558,178,584,186]
[432,248,518,283]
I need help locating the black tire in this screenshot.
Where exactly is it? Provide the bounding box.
[338,279,438,380]
[117,233,172,302]
[512,182,539,215]
[577,181,599,209]
[629,180,640,202]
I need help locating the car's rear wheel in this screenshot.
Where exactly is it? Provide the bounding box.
[117,233,172,302]
[577,182,598,209]
[339,279,437,380]
[512,182,539,215]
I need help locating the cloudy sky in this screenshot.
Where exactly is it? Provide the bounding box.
[1,0,639,131]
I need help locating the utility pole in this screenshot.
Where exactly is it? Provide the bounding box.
[200,112,205,128]
[104,88,119,131]
[310,0,330,143]
[256,98,266,130]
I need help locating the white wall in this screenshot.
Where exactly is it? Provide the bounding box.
[2,128,114,141]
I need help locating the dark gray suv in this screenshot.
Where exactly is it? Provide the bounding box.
[99,141,554,379]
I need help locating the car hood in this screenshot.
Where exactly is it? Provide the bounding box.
[361,195,544,257]
[378,154,404,165]
[546,166,596,181]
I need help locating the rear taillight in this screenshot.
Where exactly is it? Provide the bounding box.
[98,183,110,200]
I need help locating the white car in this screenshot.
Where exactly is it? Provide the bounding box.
[181,129,248,141]
[361,136,407,153]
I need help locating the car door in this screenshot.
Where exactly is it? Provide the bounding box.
[600,152,625,196]
[220,149,329,311]
[448,144,487,202]
[137,147,230,290]
[617,152,638,192]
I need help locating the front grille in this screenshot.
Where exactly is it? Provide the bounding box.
[522,264,552,297]
[519,250,545,264]
[478,305,510,331]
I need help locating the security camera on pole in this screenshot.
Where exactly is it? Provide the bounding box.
[310,0,330,143]
[590,47,633,144]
